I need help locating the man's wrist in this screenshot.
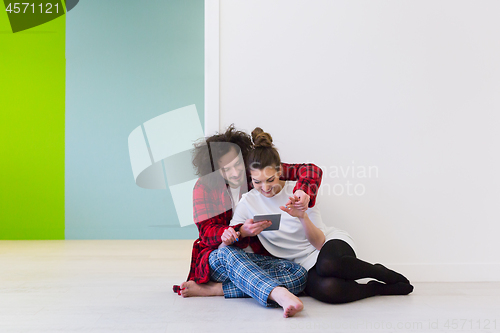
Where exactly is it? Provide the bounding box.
[218,226,230,242]
[233,224,245,237]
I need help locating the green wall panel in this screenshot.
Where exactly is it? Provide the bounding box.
[0,8,65,239]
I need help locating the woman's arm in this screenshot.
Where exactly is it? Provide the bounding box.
[280,197,325,251]
[297,213,325,251]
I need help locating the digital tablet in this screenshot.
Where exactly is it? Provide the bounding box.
[254,213,281,231]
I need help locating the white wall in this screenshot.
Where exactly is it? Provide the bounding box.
[218,0,500,281]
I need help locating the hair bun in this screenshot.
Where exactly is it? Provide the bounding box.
[251,127,273,148]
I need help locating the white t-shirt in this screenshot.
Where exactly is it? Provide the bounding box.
[229,186,240,211]
[228,185,254,253]
[230,181,355,270]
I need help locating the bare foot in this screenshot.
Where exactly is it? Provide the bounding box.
[179,281,224,298]
[269,287,304,318]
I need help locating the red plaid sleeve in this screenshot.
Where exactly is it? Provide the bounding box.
[183,179,273,286]
[193,180,231,247]
[280,162,323,207]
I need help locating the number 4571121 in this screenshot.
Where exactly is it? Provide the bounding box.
[5,3,60,14]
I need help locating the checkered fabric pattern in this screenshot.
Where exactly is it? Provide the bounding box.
[187,162,323,284]
[209,246,308,307]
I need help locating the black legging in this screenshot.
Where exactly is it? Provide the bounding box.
[305,239,413,304]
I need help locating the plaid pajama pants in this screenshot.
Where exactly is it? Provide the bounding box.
[208,246,307,307]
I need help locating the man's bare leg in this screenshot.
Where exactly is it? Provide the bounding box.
[179,281,224,297]
[268,286,304,318]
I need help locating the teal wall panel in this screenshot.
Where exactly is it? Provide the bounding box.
[65,0,203,239]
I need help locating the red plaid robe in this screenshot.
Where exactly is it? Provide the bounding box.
[187,162,323,284]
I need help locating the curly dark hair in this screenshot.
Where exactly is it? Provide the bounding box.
[192,124,253,187]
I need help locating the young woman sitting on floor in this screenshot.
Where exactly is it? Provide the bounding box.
[222,127,414,304]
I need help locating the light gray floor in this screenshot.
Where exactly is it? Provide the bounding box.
[1,240,498,333]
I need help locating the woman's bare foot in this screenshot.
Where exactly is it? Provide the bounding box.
[268,287,304,318]
[179,281,224,297]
